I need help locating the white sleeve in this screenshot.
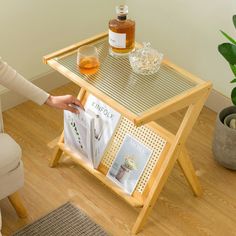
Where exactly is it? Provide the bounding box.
[0,57,49,105]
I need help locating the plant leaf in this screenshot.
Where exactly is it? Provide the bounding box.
[230,78,236,83]
[233,15,236,29]
[230,64,236,77]
[220,30,236,45]
[231,87,236,105]
[218,43,236,64]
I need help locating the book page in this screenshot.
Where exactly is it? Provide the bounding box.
[64,108,94,167]
[85,94,121,168]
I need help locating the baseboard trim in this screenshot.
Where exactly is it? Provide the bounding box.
[0,70,69,111]
[0,71,232,113]
[205,89,232,113]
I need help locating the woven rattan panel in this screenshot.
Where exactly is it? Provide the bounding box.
[56,39,197,116]
[101,117,167,194]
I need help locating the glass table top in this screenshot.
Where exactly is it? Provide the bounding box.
[54,39,197,116]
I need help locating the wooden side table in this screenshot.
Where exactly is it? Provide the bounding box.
[43,32,212,234]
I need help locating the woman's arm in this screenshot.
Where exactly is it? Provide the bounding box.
[0,58,83,112]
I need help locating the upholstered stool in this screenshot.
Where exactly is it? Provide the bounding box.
[0,133,27,219]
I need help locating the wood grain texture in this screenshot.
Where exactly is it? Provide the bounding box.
[1,82,236,236]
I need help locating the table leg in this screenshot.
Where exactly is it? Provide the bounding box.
[132,86,211,234]
[49,132,64,167]
[177,146,203,196]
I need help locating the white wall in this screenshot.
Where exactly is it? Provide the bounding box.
[114,0,236,99]
[0,0,114,93]
[1,0,236,100]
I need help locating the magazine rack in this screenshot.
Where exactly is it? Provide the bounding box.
[43,32,212,234]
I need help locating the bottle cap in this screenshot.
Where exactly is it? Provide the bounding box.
[116,5,128,16]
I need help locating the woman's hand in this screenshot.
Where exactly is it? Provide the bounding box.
[45,95,84,113]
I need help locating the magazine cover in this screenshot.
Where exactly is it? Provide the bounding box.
[107,134,153,195]
[64,107,94,167]
[84,94,121,168]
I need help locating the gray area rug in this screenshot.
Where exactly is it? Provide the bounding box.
[12,202,109,236]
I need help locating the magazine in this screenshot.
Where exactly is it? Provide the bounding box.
[84,94,121,168]
[64,94,121,168]
[64,107,95,167]
[106,134,153,195]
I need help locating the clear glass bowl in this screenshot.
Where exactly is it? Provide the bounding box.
[129,42,163,75]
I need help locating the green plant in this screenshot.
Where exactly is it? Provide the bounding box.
[218,15,236,105]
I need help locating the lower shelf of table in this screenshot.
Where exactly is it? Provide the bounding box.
[58,142,143,208]
[56,117,170,209]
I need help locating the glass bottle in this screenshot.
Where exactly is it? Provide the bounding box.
[108,5,135,56]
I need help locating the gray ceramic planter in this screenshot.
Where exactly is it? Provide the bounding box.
[212,106,236,170]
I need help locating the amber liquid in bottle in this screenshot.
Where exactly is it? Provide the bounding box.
[109,5,135,56]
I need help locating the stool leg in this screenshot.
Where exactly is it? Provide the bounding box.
[8,191,27,218]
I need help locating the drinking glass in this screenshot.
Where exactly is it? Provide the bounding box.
[77,45,100,75]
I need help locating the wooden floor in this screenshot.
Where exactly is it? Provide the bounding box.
[1,82,236,236]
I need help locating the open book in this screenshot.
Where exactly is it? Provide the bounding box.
[64,94,121,168]
[107,134,153,195]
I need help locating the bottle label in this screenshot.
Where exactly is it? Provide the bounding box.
[109,30,126,48]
